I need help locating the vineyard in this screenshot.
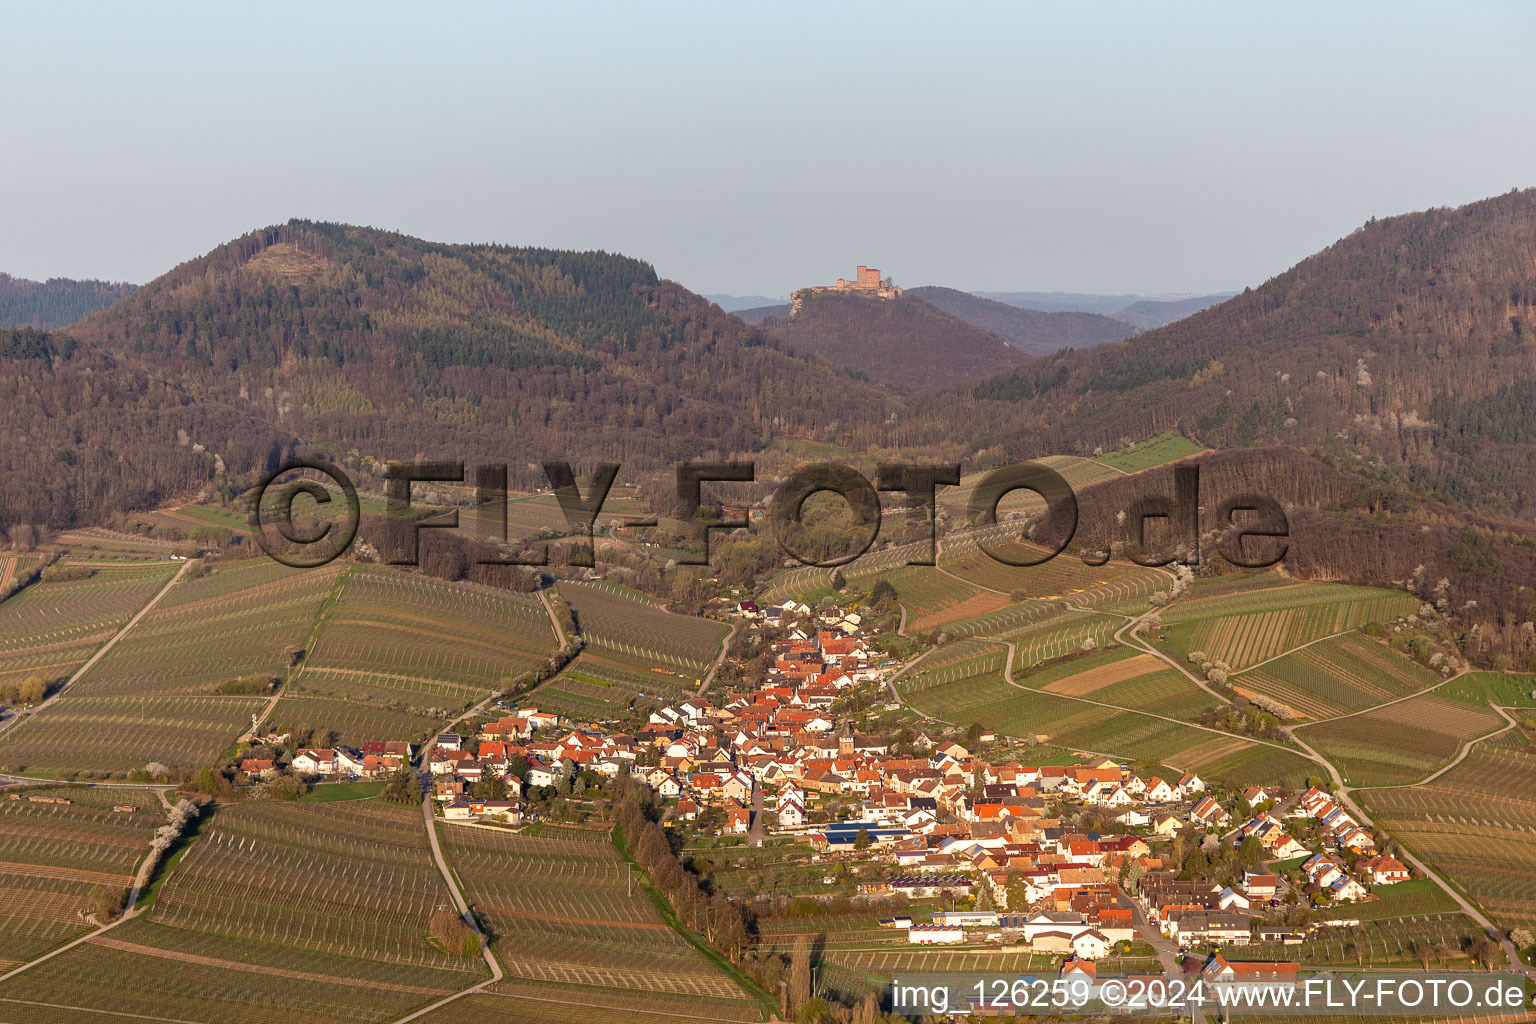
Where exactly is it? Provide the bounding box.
[1440,672,1536,708]
[0,786,161,969]
[1301,693,1505,787]
[0,914,463,1024]
[534,651,699,720]
[274,566,560,742]
[560,581,730,674]
[68,559,342,697]
[897,653,1312,786]
[1236,633,1441,719]
[0,693,265,777]
[938,541,1168,604]
[414,985,764,1024]
[440,823,758,1010]
[149,798,484,977]
[0,561,177,693]
[1163,589,1420,671]
[1365,741,1536,929]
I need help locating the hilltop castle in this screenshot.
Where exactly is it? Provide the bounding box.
[791,265,901,313]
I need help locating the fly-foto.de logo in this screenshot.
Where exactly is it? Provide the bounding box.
[248,459,1288,572]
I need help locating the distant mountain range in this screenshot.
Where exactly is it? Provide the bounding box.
[905,286,1132,355]
[724,287,1233,334]
[0,273,137,329]
[703,293,786,312]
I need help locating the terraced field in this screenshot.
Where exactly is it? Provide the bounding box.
[440,823,757,1010]
[1235,632,1441,719]
[0,561,178,694]
[0,786,162,969]
[560,581,729,676]
[1301,692,1505,787]
[0,694,264,777]
[1365,741,1536,930]
[68,559,342,697]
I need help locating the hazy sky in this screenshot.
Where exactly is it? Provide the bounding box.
[4,2,1532,296]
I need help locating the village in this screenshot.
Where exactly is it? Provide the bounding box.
[228,594,1421,988]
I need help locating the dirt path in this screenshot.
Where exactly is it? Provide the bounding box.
[89,935,456,994]
[385,699,509,1024]
[696,622,738,696]
[0,560,191,743]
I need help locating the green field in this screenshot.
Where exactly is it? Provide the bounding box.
[898,648,1312,785]
[1091,430,1207,473]
[1440,672,1536,708]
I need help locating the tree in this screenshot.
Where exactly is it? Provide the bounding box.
[853,827,871,852]
[473,775,508,800]
[966,721,985,749]
[428,908,481,956]
[89,885,125,922]
[17,674,47,704]
[788,933,812,1011]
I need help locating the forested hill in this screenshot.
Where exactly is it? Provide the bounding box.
[0,327,294,531]
[68,221,896,486]
[753,291,1030,389]
[964,188,1536,517]
[908,285,1132,354]
[0,273,136,329]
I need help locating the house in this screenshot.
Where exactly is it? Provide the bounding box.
[1190,796,1229,828]
[676,796,698,821]
[436,732,462,751]
[1201,953,1299,983]
[725,799,750,834]
[334,748,367,777]
[239,758,275,775]
[1243,871,1279,899]
[1070,929,1112,961]
[291,749,336,776]
[1359,854,1410,885]
[1144,778,1178,803]
[908,923,964,944]
[1178,773,1206,797]
[469,798,522,823]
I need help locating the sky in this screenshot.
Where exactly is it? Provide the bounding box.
[3,2,1533,297]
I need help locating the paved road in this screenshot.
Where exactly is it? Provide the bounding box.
[747,780,765,848]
